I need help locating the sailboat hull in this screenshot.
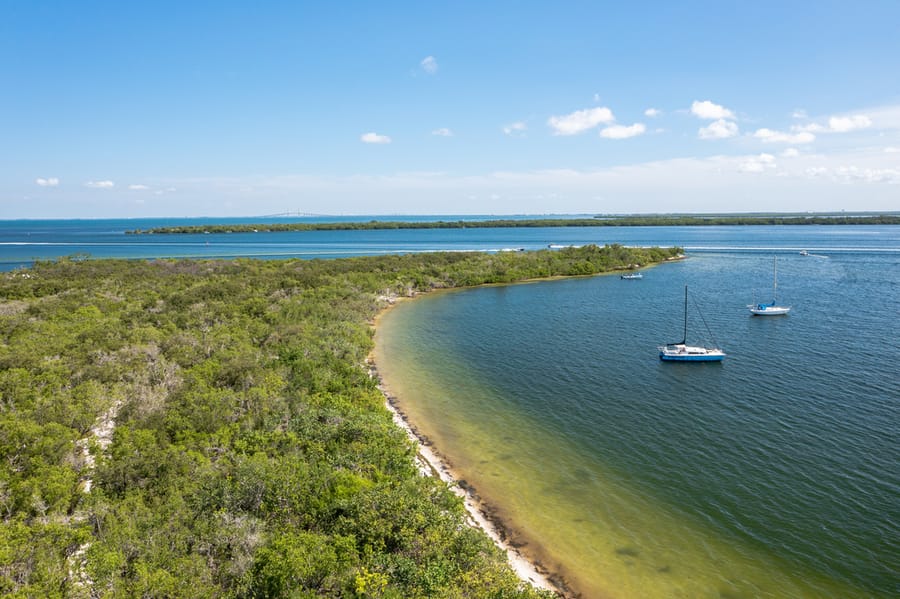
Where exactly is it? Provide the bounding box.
[749,304,790,315]
[659,344,726,362]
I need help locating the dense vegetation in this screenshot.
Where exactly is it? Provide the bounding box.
[127,214,900,234]
[0,245,679,597]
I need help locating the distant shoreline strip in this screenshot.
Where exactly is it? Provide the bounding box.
[127,214,900,235]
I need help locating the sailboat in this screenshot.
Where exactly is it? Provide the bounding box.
[659,286,726,362]
[749,256,790,315]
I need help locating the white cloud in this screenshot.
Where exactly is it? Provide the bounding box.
[753,128,815,144]
[503,121,527,136]
[827,115,872,133]
[548,106,615,135]
[792,109,808,119]
[432,128,453,137]
[885,146,900,153]
[691,100,735,120]
[85,180,115,188]
[796,123,825,133]
[35,177,59,187]
[781,148,801,158]
[128,184,150,190]
[795,114,873,134]
[739,153,777,173]
[805,167,829,178]
[421,56,438,74]
[644,108,661,118]
[361,132,392,144]
[698,119,739,140]
[144,143,900,217]
[834,166,900,184]
[600,123,646,139]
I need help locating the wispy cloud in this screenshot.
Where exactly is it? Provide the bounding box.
[797,114,872,134]
[804,165,900,184]
[85,180,115,188]
[128,184,150,191]
[739,153,777,173]
[548,107,615,135]
[600,123,646,139]
[753,128,815,144]
[644,108,661,118]
[503,121,527,136]
[691,100,735,120]
[432,128,453,137]
[157,141,900,215]
[361,132,392,144]
[832,166,900,183]
[421,56,438,74]
[699,119,739,140]
[35,177,59,187]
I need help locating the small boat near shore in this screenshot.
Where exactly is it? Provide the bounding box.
[799,249,809,256]
[621,272,643,279]
[659,286,726,362]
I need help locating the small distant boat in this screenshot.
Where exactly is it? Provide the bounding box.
[749,256,790,316]
[621,272,643,280]
[659,286,726,362]
[799,249,809,256]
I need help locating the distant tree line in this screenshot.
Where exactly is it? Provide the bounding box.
[0,244,679,597]
[126,214,900,235]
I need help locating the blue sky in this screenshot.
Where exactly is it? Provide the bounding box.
[2,1,899,218]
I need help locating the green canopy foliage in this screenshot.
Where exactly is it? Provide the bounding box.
[0,245,679,597]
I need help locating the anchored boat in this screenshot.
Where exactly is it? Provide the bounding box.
[659,286,726,362]
[749,256,791,316]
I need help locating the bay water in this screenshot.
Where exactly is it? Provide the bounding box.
[2,219,898,597]
[374,236,899,597]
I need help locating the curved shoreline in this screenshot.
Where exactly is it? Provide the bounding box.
[369,295,574,598]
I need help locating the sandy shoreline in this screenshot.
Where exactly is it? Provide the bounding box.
[369,296,570,597]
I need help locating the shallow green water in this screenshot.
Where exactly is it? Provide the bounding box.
[375,252,899,598]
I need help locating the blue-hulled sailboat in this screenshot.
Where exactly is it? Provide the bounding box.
[659,286,726,362]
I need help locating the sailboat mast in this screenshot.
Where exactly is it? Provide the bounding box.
[773,256,778,302]
[682,285,688,345]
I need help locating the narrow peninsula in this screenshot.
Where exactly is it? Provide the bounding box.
[0,245,678,597]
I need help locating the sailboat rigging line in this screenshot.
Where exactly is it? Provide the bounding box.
[690,291,721,348]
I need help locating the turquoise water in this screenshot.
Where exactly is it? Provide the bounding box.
[376,248,900,597]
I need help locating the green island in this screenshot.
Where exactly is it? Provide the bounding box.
[0,244,679,598]
[126,213,900,235]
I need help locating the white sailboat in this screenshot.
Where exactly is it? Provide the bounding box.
[659,286,726,362]
[749,256,790,316]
